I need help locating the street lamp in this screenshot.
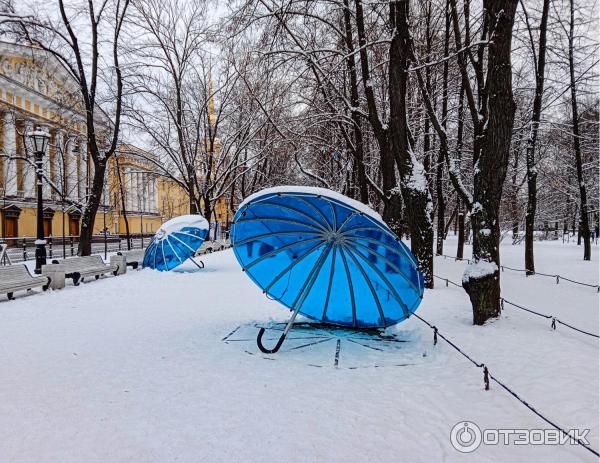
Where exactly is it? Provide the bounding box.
[28,127,50,274]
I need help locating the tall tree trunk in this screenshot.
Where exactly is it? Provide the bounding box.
[422,2,433,194]
[381,143,403,236]
[568,0,591,260]
[436,0,451,256]
[388,0,434,288]
[354,0,403,235]
[78,158,106,256]
[457,197,465,259]
[524,0,550,274]
[188,169,198,214]
[511,137,520,242]
[203,200,212,232]
[343,0,368,205]
[456,83,466,259]
[462,0,518,325]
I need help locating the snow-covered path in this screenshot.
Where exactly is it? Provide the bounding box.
[0,239,598,462]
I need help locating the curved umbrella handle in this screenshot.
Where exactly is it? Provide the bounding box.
[257,327,286,354]
[189,258,204,270]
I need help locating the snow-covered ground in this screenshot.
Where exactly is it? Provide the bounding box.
[0,237,598,462]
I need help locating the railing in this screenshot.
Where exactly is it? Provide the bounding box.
[0,233,155,264]
[435,253,600,292]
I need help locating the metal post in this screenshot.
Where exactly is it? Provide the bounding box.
[62,207,66,258]
[104,202,107,260]
[140,213,144,248]
[34,150,47,274]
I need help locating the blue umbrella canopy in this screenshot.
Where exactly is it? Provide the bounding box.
[143,214,209,271]
[231,187,424,352]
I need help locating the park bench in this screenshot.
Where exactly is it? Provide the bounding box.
[117,249,146,270]
[0,264,51,301]
[198,239,230,255]
[48,255,121,286]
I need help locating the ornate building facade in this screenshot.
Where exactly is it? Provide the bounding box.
[0,41,232,243]
[1,41,90,239]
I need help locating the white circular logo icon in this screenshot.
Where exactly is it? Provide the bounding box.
[450,421,482,453]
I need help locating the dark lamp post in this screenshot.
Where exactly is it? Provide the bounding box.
[28,127,50,274]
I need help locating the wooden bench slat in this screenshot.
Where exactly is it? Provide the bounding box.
[0,264,50,298]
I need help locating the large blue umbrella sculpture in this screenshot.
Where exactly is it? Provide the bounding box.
[231,186,424,353]
[143,214,209,271]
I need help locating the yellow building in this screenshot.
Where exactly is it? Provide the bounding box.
[113,144,233,237]
[0,41,232,244]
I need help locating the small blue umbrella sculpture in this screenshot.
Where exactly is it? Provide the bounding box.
[143,214,209,271]
[231,186,424,353]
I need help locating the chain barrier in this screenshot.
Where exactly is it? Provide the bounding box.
[413,313,599,457]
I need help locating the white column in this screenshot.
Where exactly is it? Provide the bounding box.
[142,173,148,212]
[151,176,157,212]
[66,138,78,200]
[136,172,141,211]
[22,120,35,198]
[125,168,132,211]
[79,142,87,201]
[138,172,143,212]
[3,113,18,195]
[53,130,64,199]
[42,126,52,199]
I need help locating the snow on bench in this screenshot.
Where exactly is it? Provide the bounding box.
[0,264,51,301]
[117,249,146,270]
[47,255,121,286]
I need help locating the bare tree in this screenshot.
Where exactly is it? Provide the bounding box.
[566,0,592,260]
[2,0,131,255]
[523,0,551,274]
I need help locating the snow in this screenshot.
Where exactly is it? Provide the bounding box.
[0,238,598,462]
[463,259,499,283]
[239,185,384,224]
[158,214,209,237]
[405,149,428,193]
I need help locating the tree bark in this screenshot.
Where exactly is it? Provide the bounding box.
[343,0,368,205]
[388,0,434,287]
[78,159,106,255]
[456,83,466,259]
[462,0,518,325]
[436,1,451,256]
[524,0,550,274]
[354,0,403,234]
[568,0,591,260]
[75,0,130,255]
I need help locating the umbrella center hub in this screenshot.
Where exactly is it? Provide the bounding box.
[324,231,343,244]
[155,229,166,240]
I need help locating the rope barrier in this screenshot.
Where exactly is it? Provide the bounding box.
[413,313,599,457]
[501,298,599,339]
[432,274,599,339]
[433,274,462,288]
[553,318,600,338]
[501,265,600,292]
[436,253,599,292]
[437,253,471,264]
